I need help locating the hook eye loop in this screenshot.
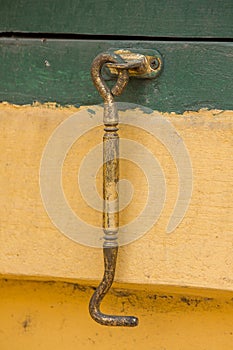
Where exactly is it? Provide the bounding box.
[91,53,129,102]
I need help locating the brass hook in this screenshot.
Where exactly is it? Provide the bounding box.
[89,53,138,327]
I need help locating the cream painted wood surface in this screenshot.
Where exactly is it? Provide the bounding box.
[0,103,232,290]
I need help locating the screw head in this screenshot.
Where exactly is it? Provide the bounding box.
[150,58,159,70]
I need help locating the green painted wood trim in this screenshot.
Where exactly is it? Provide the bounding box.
[1,0,233,38]
[1,39,233,113]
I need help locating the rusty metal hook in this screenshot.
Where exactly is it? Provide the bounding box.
[89,53,138,327]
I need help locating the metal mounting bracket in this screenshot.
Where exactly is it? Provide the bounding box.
[103,48,163,79]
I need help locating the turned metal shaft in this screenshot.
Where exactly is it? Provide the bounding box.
[103,102,119,247]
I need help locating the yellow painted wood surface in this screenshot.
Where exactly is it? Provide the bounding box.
[1,279,233,350]
[0,103,233,291]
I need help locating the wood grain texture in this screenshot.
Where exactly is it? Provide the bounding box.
[1,39,233,113]
[1,0,233,38]
[0,103,233,291]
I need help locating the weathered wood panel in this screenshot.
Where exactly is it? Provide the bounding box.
[0,103,233,291]
[1,0,233,38]
[1,39,233,113]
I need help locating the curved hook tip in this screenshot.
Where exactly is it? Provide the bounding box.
[127,316,139,327]
[89,305,139,327]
